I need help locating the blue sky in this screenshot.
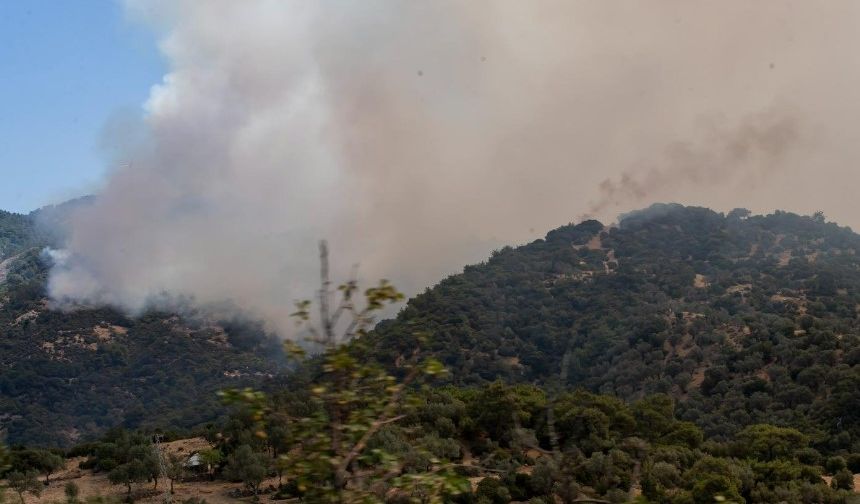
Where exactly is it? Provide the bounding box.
[0,1,164,214]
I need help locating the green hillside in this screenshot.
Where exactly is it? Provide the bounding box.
[366,204,860,451]
[0,206,283,447]
[4,203,860,502]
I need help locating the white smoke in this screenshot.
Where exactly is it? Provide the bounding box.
[49,1,860,334]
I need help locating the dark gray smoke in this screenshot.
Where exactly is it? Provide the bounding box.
[584,107,800,218]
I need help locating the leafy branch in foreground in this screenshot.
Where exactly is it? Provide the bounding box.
[289,240,404,346]
[223,241,465,503]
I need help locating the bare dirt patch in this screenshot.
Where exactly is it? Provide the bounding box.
[0,252,24,285]
[13,310,39,326]
[688,367,707,389]
[770,293,807,314]
[726,284,752,295]
[92,326,113,341]
[748,243,760,257]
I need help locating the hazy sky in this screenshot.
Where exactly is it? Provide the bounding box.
[9,1,860,335]
[0,2,164,213]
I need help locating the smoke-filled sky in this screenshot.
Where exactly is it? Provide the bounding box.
[43,1,860,334]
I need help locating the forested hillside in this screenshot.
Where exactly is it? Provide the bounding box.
[366,204,860,453]
[0,206,283,447]
[3,203,860,502]
[0,211,37,261]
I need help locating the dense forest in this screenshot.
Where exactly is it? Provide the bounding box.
[3,363,857,503]
[0,205,284,447]
[365,204,860,454]
[2,203,860,502]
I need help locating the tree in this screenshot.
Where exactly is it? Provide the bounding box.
[832,468,854,491]
[6,471,41,504]
[690,474,743,504]
[197,449,222,480]
[0,444,9,504]
[0,444,10,472]
[35,450,64,485]
[848,453,860,473]
[683,456,752,503]
[6,449,64,485]
[165,454,184,494]
[273,455,289,487]
[632,394,675,441]
[221,242,465,503]
[661,421,704,449]
[475,477,511,504]
[727,208,751,220]
[107,444,157,498]
[109,462,145,498]
[734,424,807,461]
[825,455,846,474]
[222,445,267,497]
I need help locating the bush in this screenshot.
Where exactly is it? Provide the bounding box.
[846,453,860,473]
[222,445,267,495]
[691,475,743,504]
[832,468,854,491]
[475,477,511,504]
[795,447,821,466]
[649,461,681,488]
[65,482,80,503]
[826,456,847,474]
[420,433,461,460]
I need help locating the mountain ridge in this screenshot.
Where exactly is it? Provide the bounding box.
[2,202,859,454]
[363,204,860,450]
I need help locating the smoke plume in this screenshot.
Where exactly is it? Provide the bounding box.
[48,1,860,334]
[584,107,800,218]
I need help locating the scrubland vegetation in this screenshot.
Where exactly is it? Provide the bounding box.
[3,204,860,502]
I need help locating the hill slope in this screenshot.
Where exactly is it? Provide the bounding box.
[366,204,860,449]
[5,202,860,452]
[0,206,283,447]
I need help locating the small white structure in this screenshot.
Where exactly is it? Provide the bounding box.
[184,452,203,469]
